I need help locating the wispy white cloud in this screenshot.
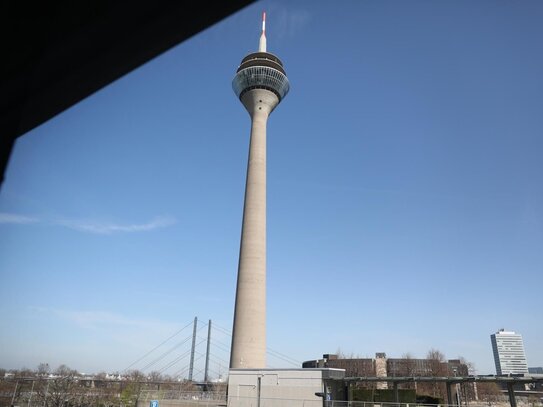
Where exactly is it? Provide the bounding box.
[0,212,39,224]
[0,212,176,234]
[30,307,179,332]
[57,216,177,234]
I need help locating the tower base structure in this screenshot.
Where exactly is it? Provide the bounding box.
[226,368,346,407]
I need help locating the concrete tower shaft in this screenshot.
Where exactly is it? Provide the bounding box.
[230,15,289,369]
[230,88,271,369]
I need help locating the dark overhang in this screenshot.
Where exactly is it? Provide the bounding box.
[1,0,255,187]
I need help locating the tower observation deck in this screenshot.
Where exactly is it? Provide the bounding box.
[229,13,289,369]
[232,52,290,101]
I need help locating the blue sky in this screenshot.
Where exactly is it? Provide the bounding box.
[1,0,542,377]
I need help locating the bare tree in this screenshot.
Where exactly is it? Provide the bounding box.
[127,369,145,382]
[401,352,417,390]
[23,367,36,377]
[458,357,474,374]
[336,348,357,359]
[418,349,447,400]
[37,363,51,377]
[457,356,477,403]
[33,365,80,407]
[477,382,502,405]
[178,379,199,392]
[426,349,446,375]
[148,371,163,382]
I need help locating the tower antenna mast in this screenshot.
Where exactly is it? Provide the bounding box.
[259,12,266,52]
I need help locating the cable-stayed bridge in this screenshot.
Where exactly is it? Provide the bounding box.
[121,317,301,382]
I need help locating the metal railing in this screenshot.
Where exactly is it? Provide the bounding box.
[324,402,540,407]
[226,395,321,407]
[139,390,226,402]
[325,402,461,407]
[225,398,539,407]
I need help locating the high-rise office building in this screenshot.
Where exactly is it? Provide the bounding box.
[491,329,529,375]
[229,13,290,369]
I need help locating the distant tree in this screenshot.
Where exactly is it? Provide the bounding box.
[162,374,174,382]
[34,365,80,407]
[206,381,227,394]
[178,379,198,392]
[477,382,502,404]
[401,353,417,390]
[457,356,477,402]
[426,349,446,375]
[458,357,474,374]
[127,369,145,382]
[148,371,163,382]
[37,363,50,377]
[55,364,78,377]
[19,366,34,377]
[418,349,447,400]
[335,348,360,359]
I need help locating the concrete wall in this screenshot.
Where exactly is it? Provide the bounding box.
[375,355,388,390]
[227,368,345,407]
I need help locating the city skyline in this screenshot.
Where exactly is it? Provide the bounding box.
[1,0,542,376]
[2,324,540,378]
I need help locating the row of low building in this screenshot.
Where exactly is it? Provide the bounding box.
[302,329,541,380]
[302,353,469,387]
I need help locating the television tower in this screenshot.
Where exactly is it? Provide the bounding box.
[230,12,290,369]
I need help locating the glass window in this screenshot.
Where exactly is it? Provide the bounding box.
[232,66,290,100]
